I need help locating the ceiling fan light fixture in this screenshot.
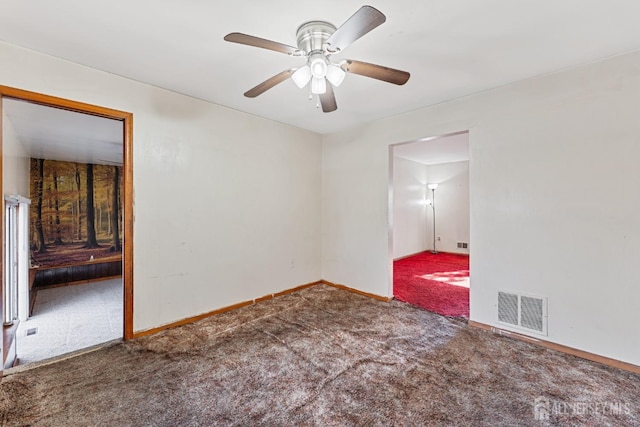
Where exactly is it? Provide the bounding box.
[311,77,326,94]
[225,6,410,112]
[292,65,312,88]
[326,64,346,87]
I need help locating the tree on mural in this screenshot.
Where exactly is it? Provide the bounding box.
[35,158,47,253]
[110,166,122,252]
[84,163,100,248]
[53,169,64,244]
[75,163,82,241]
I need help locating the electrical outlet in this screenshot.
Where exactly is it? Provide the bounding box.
[437,236,441,241]
[290,259,295,269]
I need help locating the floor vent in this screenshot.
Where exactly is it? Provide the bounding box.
[26,328,38,336]
[497,291,547,335]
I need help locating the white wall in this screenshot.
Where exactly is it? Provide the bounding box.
[426,161,469,254]
[0,41,322,333]
[2,110,30,197]
[392,157,428,258]
[322,51,640,366]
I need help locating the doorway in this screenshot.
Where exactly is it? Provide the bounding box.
[389,131,470,317]
[1,86,134,369]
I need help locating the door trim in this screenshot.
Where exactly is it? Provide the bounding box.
[0,85,135,340]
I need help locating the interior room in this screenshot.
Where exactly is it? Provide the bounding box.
[1,1,639,425]
[3,99,124,365]
[392,132,470,317]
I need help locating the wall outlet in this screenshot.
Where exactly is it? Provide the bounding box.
[437,236,441,241]
[290,259,295,269]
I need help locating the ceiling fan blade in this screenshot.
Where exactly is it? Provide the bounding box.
[319,81,337,113]
[341,60,410,85]
[224,32,303,56]
[244,69,295,98]
[325,6,386,53]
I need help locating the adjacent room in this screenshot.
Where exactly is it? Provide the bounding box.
[3,99,125,366]
[1,1,639,425]
[392,132,470,318]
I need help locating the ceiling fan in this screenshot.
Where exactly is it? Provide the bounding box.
[224,5,410,113]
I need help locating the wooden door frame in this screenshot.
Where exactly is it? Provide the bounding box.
[0,85,134,340]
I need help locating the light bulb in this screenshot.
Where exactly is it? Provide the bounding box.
[291,65,311,88]
[326,64,346,87]
[427,183,439,190]
[310,57,328,78]
[311,77,326,94]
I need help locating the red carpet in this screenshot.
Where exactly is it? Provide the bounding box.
[393,251,469,317]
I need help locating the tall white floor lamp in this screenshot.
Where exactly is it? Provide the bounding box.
[428,183,439,254]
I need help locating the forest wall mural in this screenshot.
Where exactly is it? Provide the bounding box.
[30,159,123,268]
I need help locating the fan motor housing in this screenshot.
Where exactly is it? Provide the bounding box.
[296,21,336,54]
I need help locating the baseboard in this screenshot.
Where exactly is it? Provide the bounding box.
[132,281,322,339]
[469,320,640,375]
[393,250,430,261]
[320,280,392,302]
[34,274,123,291]
[393,250,470,261]
[131,280,392,339]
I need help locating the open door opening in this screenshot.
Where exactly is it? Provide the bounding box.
[1,86,133,371]
[389,131,470,317]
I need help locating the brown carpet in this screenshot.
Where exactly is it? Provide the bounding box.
[1,284,638,426]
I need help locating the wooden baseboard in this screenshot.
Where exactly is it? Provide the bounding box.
[320,280,392,302]
[131,280,393,339]
[133,300,255,339]
[273,281,319,298]
[132,281,323,339]
[468,320,640,375]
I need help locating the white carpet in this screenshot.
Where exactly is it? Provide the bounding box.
[15,278,123,365]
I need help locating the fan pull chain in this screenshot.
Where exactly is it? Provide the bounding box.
[308,86,320,108]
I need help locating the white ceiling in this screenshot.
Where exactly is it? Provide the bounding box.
[1,1,639,136]
[394,132,468,165]
[3,98,123,166]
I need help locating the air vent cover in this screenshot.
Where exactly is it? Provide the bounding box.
[498,292,518,325]
[497,291,547,335]
[521,296,544,332]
